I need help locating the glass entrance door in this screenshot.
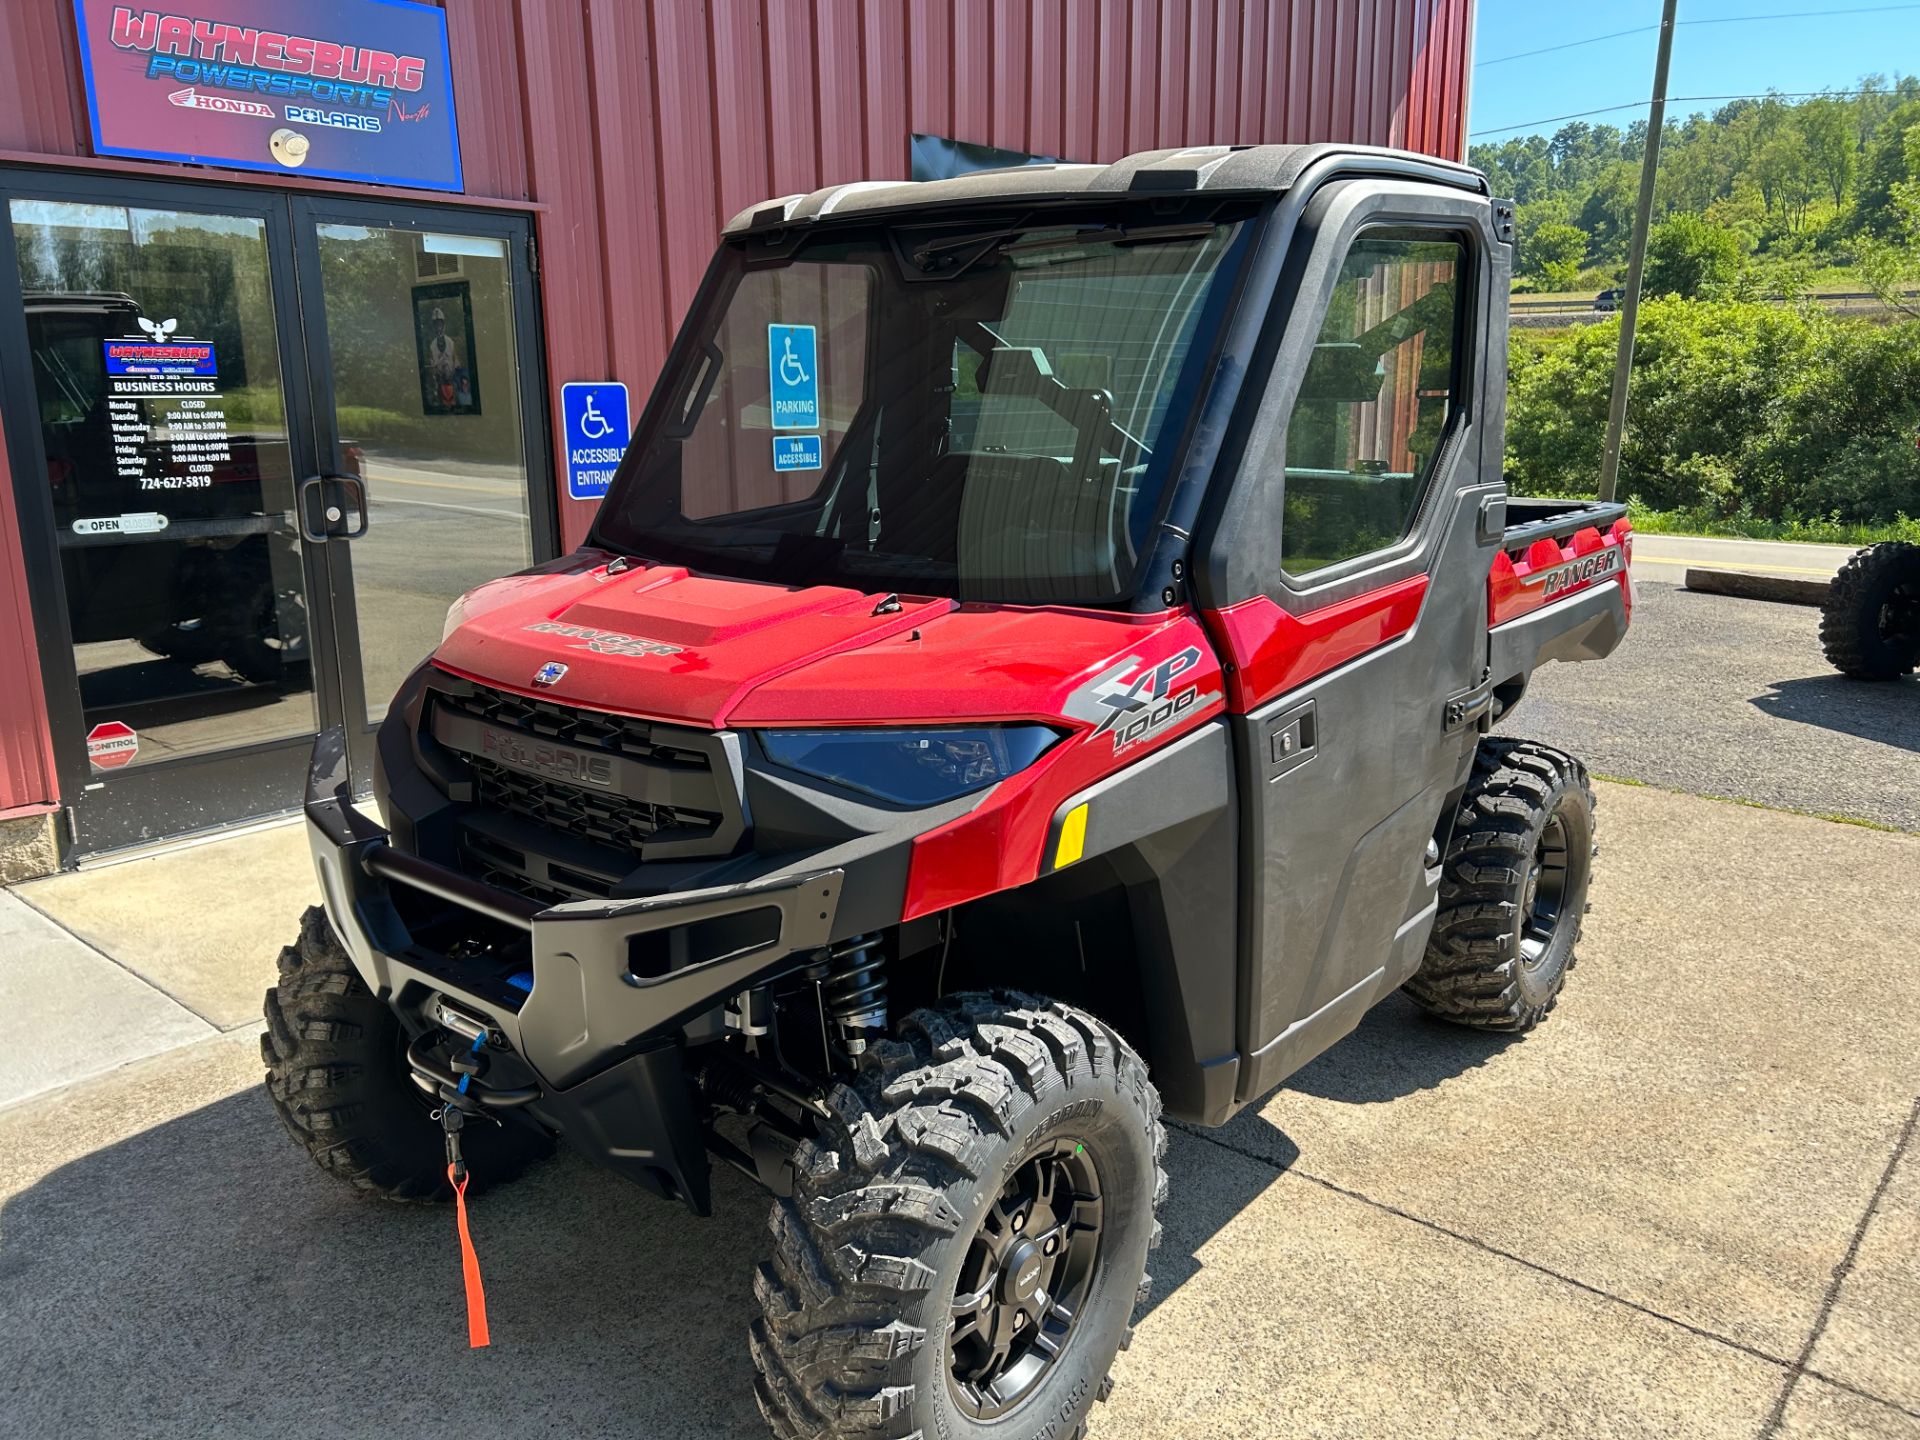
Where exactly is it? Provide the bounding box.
[0,173,549,857]
[291,201,551,778]
[4,184,327,849]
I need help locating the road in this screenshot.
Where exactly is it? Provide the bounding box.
[1499,570,1920,832]
[350,455,534,717]
[1630,531,1861,581]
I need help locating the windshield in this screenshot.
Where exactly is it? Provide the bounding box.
[590,211,1254,604]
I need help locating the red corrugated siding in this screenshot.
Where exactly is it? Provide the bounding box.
[0,417,59,816]
[523,0,1473,550]
[0,0,1472,815]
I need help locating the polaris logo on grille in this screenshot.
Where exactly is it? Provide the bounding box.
[479,726,615,788]
[1525,548,1624,596]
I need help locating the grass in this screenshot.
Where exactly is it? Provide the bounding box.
[1593,772,1915,834]
[1622,502,1920,547]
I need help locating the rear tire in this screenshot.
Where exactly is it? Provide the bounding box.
[261,905,551,1200]
[1404,738,1596,1032]
[750,993,1165,1440]
[1820,541,1920,680]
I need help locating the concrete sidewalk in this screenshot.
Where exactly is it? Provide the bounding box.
[1,782,1916,1438]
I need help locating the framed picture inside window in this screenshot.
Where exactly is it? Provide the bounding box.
[413,279,481,416]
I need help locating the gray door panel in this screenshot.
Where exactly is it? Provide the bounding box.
[1235,480,1499,1101]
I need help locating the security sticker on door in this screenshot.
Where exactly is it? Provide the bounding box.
[772,435,822,472]
[768,324,818,429]
[561,382,631,501]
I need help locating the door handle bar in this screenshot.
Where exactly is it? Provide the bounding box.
[296,472,368,542]
[333,471,369,539]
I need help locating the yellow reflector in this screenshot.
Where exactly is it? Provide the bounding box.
[1056,803,1088,868]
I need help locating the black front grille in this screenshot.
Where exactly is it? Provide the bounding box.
[443,685,709,767]
[427,681,736,864]
[467,752,699,851]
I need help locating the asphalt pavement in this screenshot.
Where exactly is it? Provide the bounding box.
[1501,573,1920,832]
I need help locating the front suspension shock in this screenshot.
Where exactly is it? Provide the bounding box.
[820,933,887,1058]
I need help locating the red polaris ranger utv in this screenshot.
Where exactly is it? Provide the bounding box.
[265,144,1633,1440]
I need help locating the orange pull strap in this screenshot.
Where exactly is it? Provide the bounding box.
[449,1164,491,1348]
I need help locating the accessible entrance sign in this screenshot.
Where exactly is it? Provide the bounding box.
[71,0,463,192]
[561,382,631,501]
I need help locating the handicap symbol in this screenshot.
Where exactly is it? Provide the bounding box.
[578,393,613,440]
[778,334,810,387]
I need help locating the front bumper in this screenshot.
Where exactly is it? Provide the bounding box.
[305,727,847,1212]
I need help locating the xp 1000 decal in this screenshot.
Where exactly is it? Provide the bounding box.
[1066,646,1221,752]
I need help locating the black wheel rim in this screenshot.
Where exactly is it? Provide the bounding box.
[1519,808,1576,969]
[1879,580,1920,646]
[947,1140,1104,1420]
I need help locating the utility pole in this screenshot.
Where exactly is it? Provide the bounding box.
[1598,0,1679,503]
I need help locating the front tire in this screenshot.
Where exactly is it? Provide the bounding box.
[1820,541,1920,680]
[261,906,551,1199]
[1404,738,1596,1032]
[751,993,1165,1440]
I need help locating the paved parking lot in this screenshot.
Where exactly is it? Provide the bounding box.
[1505,580,1920,832]
[2,574,1917,1439]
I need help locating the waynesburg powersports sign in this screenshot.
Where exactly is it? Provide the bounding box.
[72,0,462,191]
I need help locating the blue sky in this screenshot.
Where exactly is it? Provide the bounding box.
[1469,0,1920,143]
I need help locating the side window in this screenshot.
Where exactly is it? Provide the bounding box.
[1281,231,1468,577]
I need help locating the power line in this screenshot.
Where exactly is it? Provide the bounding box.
[1470,90,1866,138]
[1476,3,1920,67]
[1478,25,1655,66]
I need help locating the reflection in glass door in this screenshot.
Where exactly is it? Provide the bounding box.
[9,198,317,775]
[309,220,533,725]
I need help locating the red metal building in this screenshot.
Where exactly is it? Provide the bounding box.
[0,0,1474,873]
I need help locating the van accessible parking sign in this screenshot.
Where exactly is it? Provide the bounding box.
[561,382,630,501]
[767,324,818,429]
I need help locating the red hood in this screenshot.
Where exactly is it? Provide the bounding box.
[431,557,1193,729]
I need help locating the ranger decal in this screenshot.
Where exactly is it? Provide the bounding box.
[522,621,684,658]
[1523,547,1624,597]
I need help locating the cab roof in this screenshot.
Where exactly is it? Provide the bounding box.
[724,142,1486,236]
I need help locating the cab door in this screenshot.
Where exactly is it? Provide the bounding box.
[1197,178,1510,1102]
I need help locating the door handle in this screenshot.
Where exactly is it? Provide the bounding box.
[296,472,368,541]
[297,474,330,542]
[333,471,369,539]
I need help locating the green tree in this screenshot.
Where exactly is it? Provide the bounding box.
[1853,100,1920,236]
[1853,127,1920,321]
[1506,297,1920,523]
[1797,96,1856,208]
[1576,160,1642,261]
[1643,214,1747,298]
[1521,222,1588,290]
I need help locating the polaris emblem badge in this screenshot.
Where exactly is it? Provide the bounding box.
[532,661,568,688]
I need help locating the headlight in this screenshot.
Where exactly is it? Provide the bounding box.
[757,726,1058,806]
